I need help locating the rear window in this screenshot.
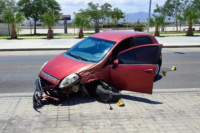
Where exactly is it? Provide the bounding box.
[133,37,152,46]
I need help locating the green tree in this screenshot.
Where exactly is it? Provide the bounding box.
[110,8,124,28]
[183,5,200,36]
[73,13,91,38]
[193,0,200,8]
[83,2,102,33]
[0,0,6,14]
[17,0,61,35]
[150,15,165,36]
[41,0,61,38]
[41,11,60,38]
[79,2,124,33]
[101,3,112,23]
[154,0,183,31]
[0,0,25,39]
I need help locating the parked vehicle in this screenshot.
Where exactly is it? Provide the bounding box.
[33,30,162,107]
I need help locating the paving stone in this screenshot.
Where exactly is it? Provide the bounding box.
[0,92,200,133]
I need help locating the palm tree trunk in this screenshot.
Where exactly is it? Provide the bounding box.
[47,26,53,38]
[187,22,193,36]
[176,19,178,31]
[95,21,100,33]
[11,25,17,39]
[34,20,36,35]
[154,26,159,36]
[79,27,84,38]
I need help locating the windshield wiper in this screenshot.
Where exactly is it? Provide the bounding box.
[68,52,91,62]
[76,55,91,62]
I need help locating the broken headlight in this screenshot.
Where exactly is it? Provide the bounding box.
[59,73,80,89]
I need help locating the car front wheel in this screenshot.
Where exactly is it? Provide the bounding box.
[96,85,121,102]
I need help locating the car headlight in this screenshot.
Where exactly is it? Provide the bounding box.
[59,73,80,89]
[40,61,48,71]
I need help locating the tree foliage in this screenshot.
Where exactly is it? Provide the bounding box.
[154,0,200,36]
[150,15,165,36]
[41,11,60,38]
[182,1,200,36]
[40,0,61,38]
[101,3,112,24]
[82,2,103,33]
[78,2,124,33]
[0,0,6,14]
[73,12,91,38]
[110,8,125,26]
[0,0,25,39]
[154,0,183,31]
[17,0,61,35]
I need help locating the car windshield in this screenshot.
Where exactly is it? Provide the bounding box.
[66,37,116,63]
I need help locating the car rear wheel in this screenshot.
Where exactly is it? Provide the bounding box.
[96,85,121,102]
[155,63,161,77]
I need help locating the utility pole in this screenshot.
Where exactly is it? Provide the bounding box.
[147,0,152,33]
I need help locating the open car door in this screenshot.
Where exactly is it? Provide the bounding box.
[110,44,162,94]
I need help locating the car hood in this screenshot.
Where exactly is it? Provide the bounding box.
[41,53,95,80]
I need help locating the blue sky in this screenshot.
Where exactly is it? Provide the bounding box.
[56,0,165,17]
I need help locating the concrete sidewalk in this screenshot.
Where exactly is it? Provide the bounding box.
[0,89,200,133]
[0,36,200,51]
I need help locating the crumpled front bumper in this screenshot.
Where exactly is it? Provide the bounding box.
[33,77,43,107]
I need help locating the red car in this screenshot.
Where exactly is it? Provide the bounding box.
[33,30,162,107]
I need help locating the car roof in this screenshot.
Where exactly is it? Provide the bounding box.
[90,30,153,42]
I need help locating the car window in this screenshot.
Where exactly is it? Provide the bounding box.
[66,37,116,63]
[133,37,152,46]
[111,38,132,60]
[117,46,158,64]
[103,38,133,67]
[78,39,96,48]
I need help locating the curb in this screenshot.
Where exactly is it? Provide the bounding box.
[163,45,200,48]
[0,48,70,51]
[153,88,200,93]
[0,46,200,51]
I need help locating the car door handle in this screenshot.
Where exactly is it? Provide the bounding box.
[145,69,154,73]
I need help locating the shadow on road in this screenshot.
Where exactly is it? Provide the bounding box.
[174,52,185,54]
[121,94,163,105]
[154,74,162,82]
[33,88,163,112]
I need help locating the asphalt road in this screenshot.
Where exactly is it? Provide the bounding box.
[0,48,200,93]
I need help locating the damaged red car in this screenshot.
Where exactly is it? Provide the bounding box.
[33,30,162,107]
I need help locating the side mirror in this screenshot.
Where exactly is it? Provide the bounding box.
[112,59,118,69]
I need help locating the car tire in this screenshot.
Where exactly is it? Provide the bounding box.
[96,85,121,102]
[155,63,161,78]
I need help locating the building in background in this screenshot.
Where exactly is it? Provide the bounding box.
[0,20,11,36]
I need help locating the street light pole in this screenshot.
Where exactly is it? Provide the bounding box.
[147,0,152,33]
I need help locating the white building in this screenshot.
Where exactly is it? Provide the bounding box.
[0,20,11,36]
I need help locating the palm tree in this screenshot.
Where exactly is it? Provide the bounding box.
[110,8,124,29]
[183,6,200,36]
[1,0,24,39]
[73,13,91,38]
[150,15,165,36]
[41,11,60,38]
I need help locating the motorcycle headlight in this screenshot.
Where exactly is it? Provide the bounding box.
[59,73,80,89]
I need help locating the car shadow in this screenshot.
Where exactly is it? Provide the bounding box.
[33,92,162,112]
[121,94,163,105]
[154,74,162,82]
